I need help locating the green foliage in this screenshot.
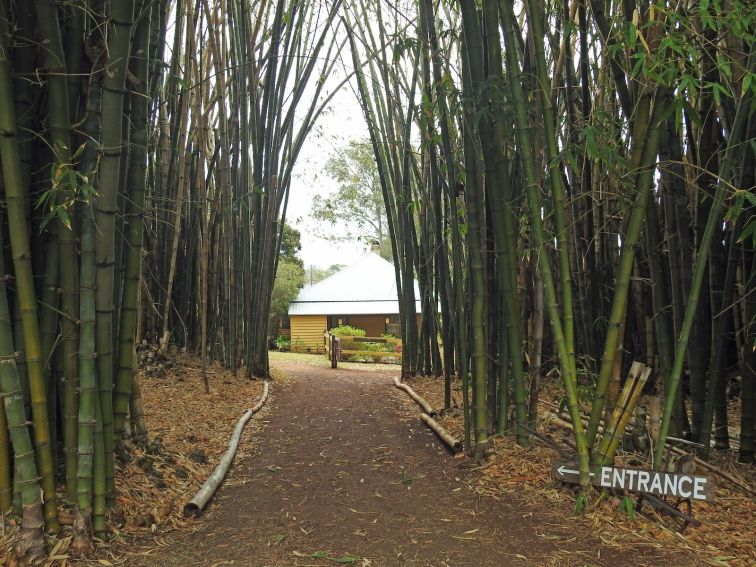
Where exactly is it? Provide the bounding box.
[360,341,389,363]
[574,493,589,515]
[311,140,391,259]
[274,336,291,351]
[330,324,366,337]
[269,259,305,324]
[35,142,97,231]
[280,224,303,267]
[620,495,635,519]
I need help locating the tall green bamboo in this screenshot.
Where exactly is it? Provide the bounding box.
[475,0,528,443]
[32,0,82,504]
[0,235,45,564]
[655,45,755,465]
[499,0,590,487]
[458,9,489,452]
[114,0,156,439]
[586,97,668,446]
[0,397,8,513]
[74,202,98,553]
[94,0,136,505]
[525,0,576,379]
[0,2,59,529]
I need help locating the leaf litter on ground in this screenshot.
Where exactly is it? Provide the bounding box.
[399,374,756,567]
[0,349,268,566]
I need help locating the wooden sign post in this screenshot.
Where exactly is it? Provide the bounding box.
[552,461,714,502]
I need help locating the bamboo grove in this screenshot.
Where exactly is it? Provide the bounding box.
[0,0,346,560]
[0,0,753,562]
[343,0,754,485]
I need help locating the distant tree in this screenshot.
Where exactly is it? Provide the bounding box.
[280,224,304,268]
[312,141,391,259]
[306,263,346,286]
[269,224,306,336]
[270,261,306,326]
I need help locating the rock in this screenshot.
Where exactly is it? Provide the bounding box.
[175,467,189,479]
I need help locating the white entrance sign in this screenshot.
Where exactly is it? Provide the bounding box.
[598,466,711,501]
[552,461,713,501]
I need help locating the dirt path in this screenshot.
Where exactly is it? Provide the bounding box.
[124,361,681,566]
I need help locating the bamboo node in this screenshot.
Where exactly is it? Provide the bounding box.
[16,475,42,486]
[12,448,36,459]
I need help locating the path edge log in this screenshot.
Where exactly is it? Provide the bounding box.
[184,381,270,517]
[420,412,462,452]
[393,377,436,416]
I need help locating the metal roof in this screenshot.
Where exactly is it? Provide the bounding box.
[288,253,421,315]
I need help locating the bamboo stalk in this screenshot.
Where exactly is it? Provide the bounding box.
[597,364,652,464]
[184,381,269,517]
[393,377,436,416]
[0,240,46,564]
[0,4,59,529]
[499,0,591,489]
[656,45,756,466]
[420,412,462,452]
[0,395,9,513]
[94,0,136,506]
[114,0,154,440]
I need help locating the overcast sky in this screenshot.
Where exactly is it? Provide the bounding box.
[286,45,371,270]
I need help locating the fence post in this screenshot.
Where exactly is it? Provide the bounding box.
[331,334,337,369]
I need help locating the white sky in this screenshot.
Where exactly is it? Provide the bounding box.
[286,40,372,270]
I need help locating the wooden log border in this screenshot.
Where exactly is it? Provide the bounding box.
[393,377,436,416]
[184,381,270,517]
[420,412,462,453]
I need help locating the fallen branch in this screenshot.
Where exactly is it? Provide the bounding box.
[518,422,573,459]
[420,412,462,452]
[393,377,436,416]
[667,445,754,496]
[184,381,270,517]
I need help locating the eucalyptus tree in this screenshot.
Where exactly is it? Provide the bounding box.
[312,141,390,257]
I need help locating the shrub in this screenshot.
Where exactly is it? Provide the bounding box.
[274,336,291,351]
[330,324,366,337]
[361,341,387,363]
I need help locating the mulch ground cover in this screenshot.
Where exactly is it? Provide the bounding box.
[93,355,693,566]
[1,348,266,566]
[402,374,756,567]
[3,352,749,566]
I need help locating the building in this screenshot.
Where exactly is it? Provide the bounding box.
[287,251,421,353]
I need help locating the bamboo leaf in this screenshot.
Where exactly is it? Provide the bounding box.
[329,556,361,564]
[575,494,588,515]
[619,495,635,519]
[58,208,72,231]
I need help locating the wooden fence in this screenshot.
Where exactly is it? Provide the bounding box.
[324,332,402,368]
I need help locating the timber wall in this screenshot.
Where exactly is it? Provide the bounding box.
[342,315,386,337]
[290,315,328,353]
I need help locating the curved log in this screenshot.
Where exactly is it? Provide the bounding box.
[420,412,462,452]
[184,381,270,517]
[393,376,436,416]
